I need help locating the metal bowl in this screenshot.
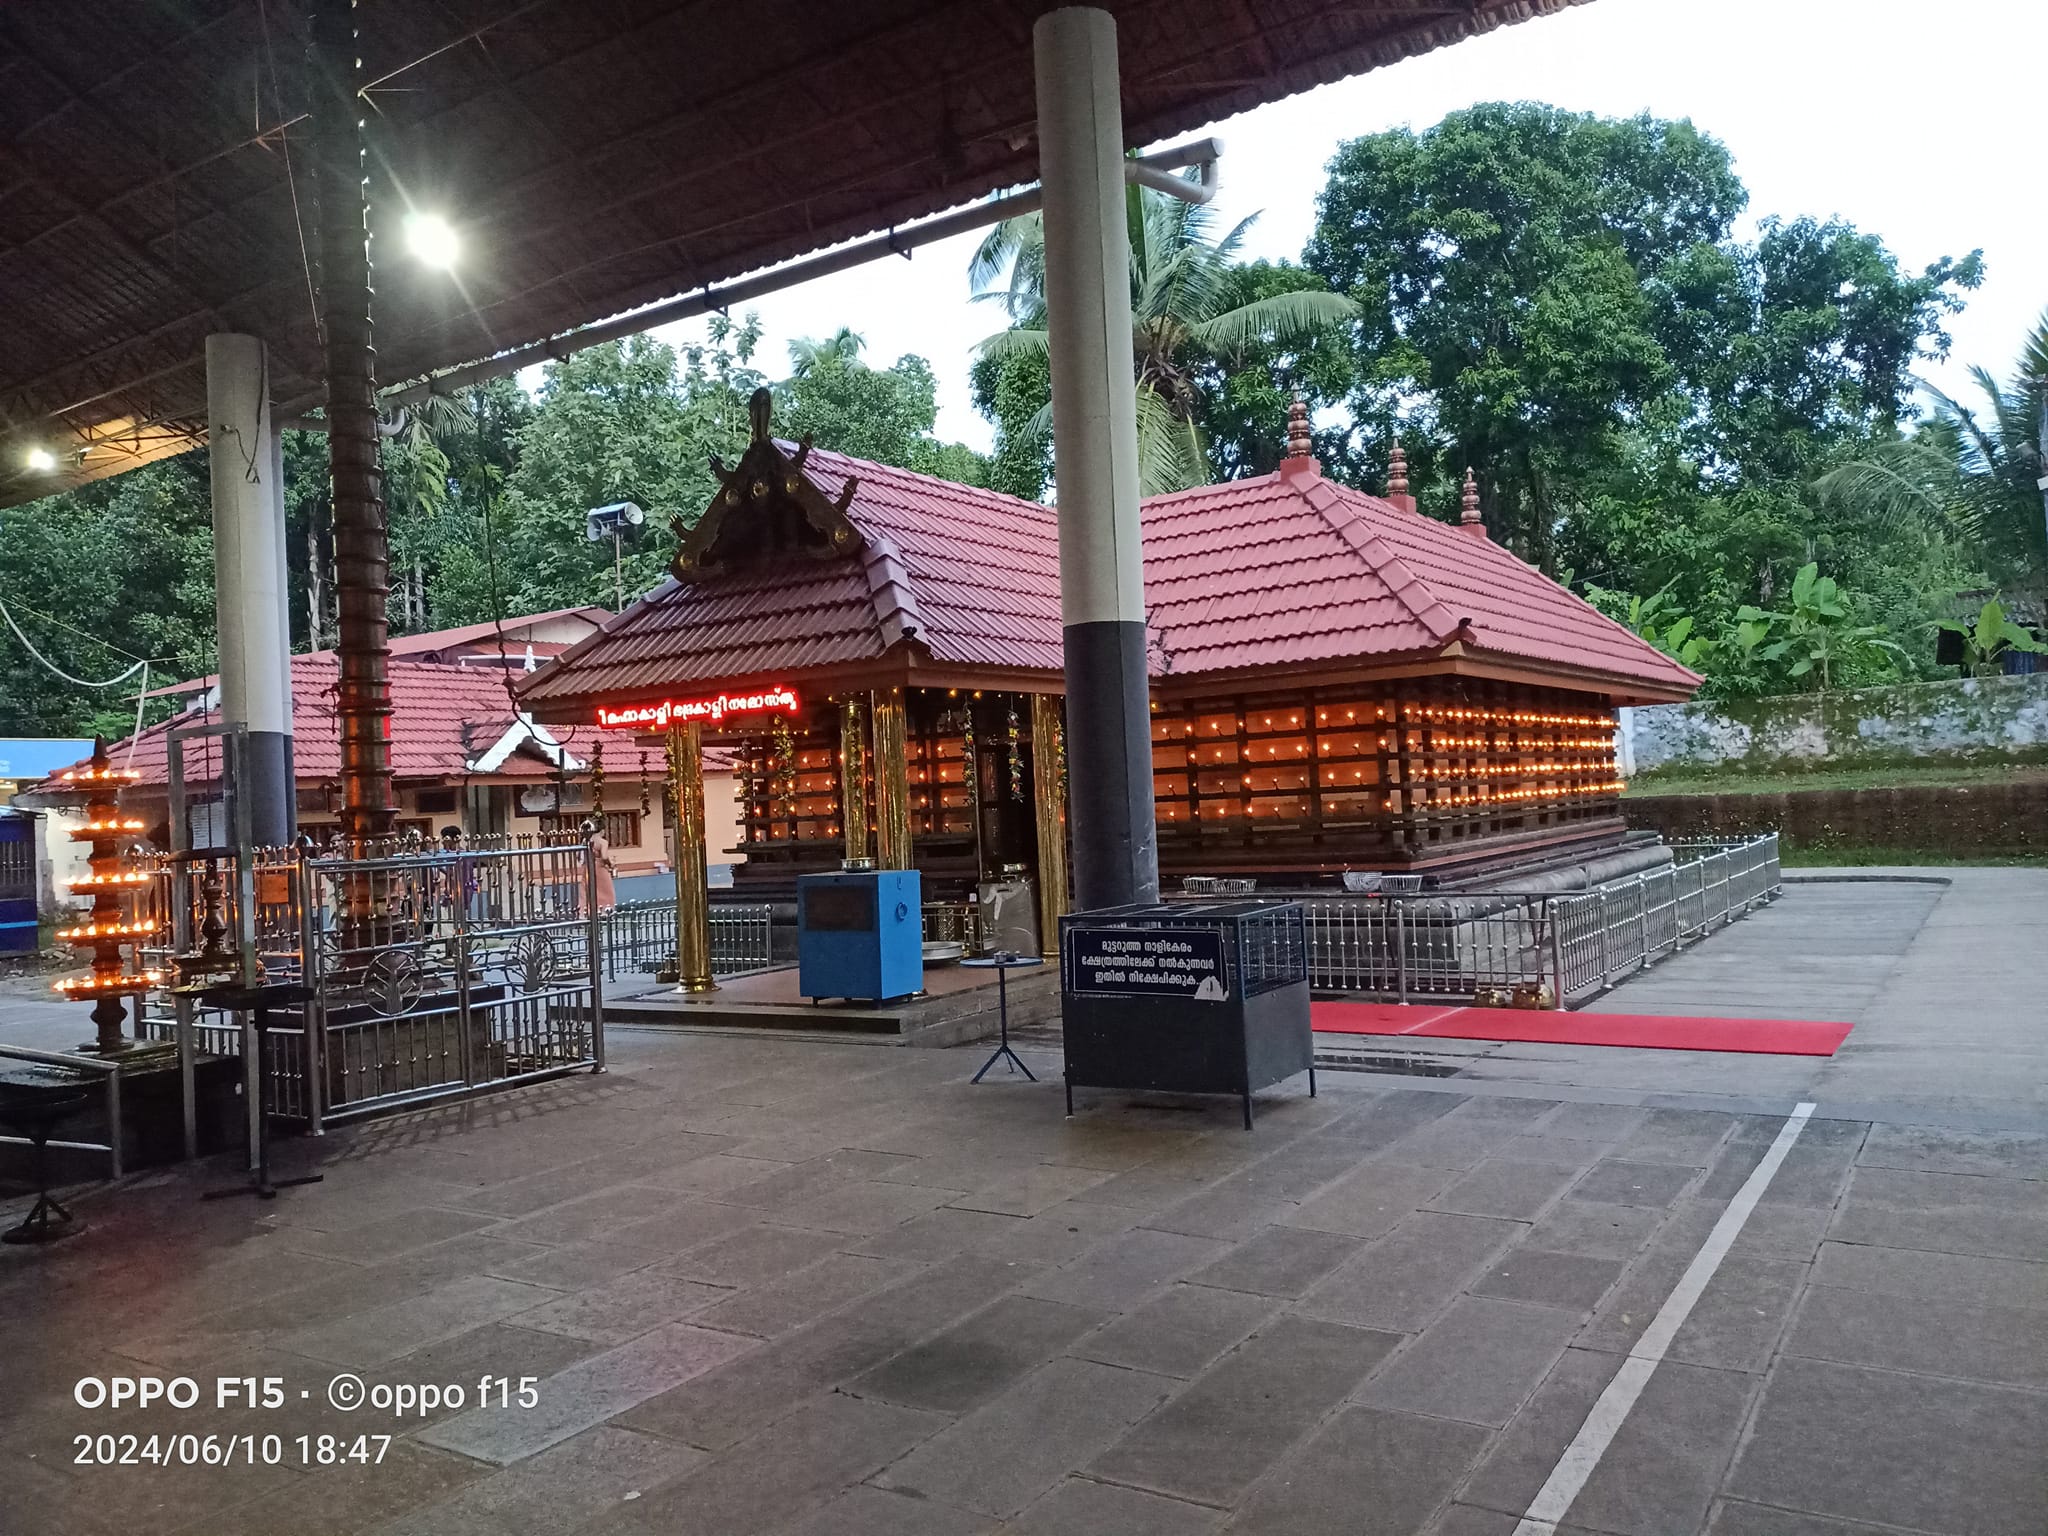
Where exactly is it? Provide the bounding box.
[921,942,965,965]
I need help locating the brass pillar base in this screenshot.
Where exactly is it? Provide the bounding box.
[672,977,720,995]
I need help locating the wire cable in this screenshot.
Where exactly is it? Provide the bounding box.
[0,591,148,689]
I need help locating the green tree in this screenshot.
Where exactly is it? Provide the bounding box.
[1307,103,1744,566]
[0,454,218,736]
[775,334,990,482]
[969,349,1055,501]
[1815,309,2048,596]
[1306,102,1981,586]
[971,182,1357,493]
[496,325,762,612]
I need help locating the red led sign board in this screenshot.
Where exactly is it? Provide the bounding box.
[595,687,801,731]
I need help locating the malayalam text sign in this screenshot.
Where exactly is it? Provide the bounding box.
[595,686,800,731]
[1067,926,1230,1002]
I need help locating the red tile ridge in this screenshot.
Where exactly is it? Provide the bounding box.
[1295,474,1461,645]
[861,533,926,652]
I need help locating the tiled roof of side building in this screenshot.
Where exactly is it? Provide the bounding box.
[52,658,589,789]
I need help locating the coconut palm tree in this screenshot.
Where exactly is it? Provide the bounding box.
[970,183,1358,494]
[786,328,866,378]
[1815,309,2048,593]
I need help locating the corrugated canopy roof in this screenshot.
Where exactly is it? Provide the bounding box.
[518,446,1699,719]
[0,0,1589,507]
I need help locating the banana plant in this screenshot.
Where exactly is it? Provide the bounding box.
[1935,596,2047,675]
[1736,562,1904,691]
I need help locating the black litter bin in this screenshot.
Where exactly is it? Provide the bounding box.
[1059,900,1314,1128]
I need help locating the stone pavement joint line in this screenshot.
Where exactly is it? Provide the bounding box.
[1512,1101,1818,1536]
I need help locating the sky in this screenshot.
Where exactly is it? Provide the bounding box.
[597,0,2044,455]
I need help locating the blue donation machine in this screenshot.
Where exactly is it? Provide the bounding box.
[797,869,923,1004]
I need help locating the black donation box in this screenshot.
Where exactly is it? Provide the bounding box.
[1059,900,1314,1128]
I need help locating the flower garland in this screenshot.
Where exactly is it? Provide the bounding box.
[1006,702,1023,802]
[771,716,797,825]
[735,740,757,843]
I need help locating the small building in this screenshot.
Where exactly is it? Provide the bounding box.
[514,395,1698,953]
[28,638,741,893]
[0,737,95,918]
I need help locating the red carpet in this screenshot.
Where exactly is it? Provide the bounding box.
[1311,1001,1852,1057]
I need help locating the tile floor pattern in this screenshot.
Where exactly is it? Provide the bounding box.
[2,1028,2046,1536]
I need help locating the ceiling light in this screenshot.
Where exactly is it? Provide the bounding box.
[405,212,460,270]
[24,447,57,472]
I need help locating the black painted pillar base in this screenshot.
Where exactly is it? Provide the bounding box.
[245,732,296,849]
[1063,619,1159,910]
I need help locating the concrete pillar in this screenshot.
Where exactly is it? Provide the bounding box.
[1034,7,1159,911]
[205,333,296,846]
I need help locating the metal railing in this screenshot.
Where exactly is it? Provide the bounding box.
[298,842,605,1125]
[1302,834,1780,1006]
[0,1045,123,1178]
[130,842,606,1130]
[599,900,774,979]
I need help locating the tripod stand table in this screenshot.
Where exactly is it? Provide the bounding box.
[962,953,1042,1083]
[0,1069,93,1243]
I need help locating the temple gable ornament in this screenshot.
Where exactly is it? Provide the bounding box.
[670,387,863,580]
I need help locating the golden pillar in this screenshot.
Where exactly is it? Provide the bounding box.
[839,696,869,865]
[1031,692,1070,955]
[872,687,913,871]
[666,721,717,992]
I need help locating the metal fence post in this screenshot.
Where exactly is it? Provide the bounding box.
[299,847,326,1136]
[1635,875,1650,975]
[1596,889,1612,988]
[1548,909,1565,1005]
[587,844,606,1073]
[453,849,475,1088]
[1394,901,1408,1004]
[106,1066,123,1179]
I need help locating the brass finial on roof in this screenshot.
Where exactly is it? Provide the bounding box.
[1460,467,1487,535]
[1388,439,1409,499]
[1284,393,1312,459]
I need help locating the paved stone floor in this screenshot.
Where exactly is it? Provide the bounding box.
[1,869,2044,1535]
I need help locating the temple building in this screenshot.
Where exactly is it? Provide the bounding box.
[515,394,1698,951]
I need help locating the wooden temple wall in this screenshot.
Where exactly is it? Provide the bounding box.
[720,677,1622,887]
[1150,676,1622,872]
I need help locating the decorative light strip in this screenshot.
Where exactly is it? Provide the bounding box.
[54,921,158,942]
[55,971,164,996]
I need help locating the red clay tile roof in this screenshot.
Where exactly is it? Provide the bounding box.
[518,444,1065,705]
[1142,460,1701,694]
[519,451,1698,713]
[70,658,570,790]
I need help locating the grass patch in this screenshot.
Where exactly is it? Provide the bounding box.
[1626,761,2048,798]
[1778,844,2048,868]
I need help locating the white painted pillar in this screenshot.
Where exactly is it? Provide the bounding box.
[1035,6,1159,910]
[205,334,296,846]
